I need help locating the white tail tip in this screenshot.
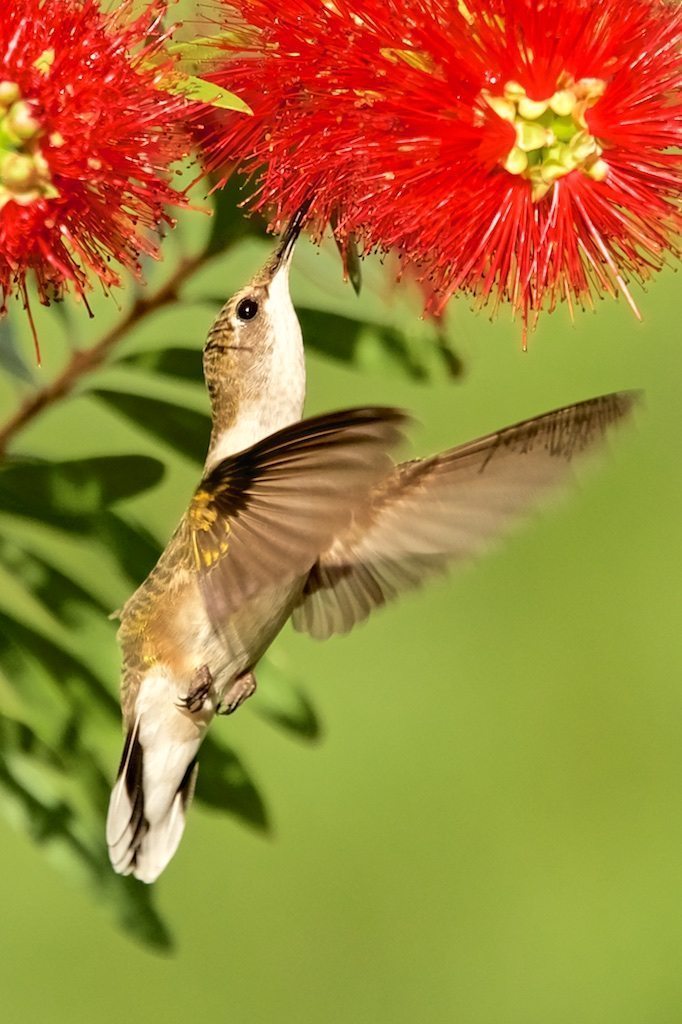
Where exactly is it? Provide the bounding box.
[106,719,199,884]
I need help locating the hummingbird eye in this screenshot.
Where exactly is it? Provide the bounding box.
[236,297,259,322]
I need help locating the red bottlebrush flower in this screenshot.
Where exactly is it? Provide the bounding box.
[202,0,682,330]
[0,0,196,343]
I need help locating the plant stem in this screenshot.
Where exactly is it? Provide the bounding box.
[0,251,209,458]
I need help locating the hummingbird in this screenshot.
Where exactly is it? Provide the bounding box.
[106,205,638,883]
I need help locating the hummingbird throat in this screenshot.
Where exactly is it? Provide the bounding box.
[204,265,306,471]
[482,75,608,202]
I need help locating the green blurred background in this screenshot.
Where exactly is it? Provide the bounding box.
[0,181,680,1024]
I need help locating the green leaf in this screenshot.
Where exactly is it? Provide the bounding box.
[435,334,465,379]
[119,347,205,385]
[0,623,142,944]
[196,736,269,833]
[0,715,171,950]
[0,624,74,746]
[0,317,35,384]
[0,613,119,726]
[205,174,266,258]
[105,874,173,951]
[0,513,132,612]
[295,307,364,363]
[0,555,119,697]
[167,32,256,65]
[92,390,211,465]
[0,737,86,851]
[97,512,162,588]
[0,455,165,521]
[254,656,322,741]
[0,539,109,626]
[335,232,363,296]
[153,67,252,114]
[0,561,67,643]
[297,308,430,380]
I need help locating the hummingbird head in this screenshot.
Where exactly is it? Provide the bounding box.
[203,201,312,467]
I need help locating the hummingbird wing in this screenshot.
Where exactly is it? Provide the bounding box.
[290,392,640,640]
[181,406,409,629]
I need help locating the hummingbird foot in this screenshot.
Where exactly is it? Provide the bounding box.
[178,665,213,714]
[217,670,257,715]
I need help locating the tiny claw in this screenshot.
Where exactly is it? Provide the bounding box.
[216,670,257,715]
[178,665,213,714]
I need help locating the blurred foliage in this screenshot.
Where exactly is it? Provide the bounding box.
[0,174,455,947]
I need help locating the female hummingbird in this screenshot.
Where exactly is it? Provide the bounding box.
[106,207,637,883]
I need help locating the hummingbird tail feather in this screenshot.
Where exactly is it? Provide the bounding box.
[106,712,201,884]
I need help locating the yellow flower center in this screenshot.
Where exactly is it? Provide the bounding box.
[482,76,608,201]
[0,80,59,210]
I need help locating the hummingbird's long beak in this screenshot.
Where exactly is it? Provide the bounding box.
[273,197,314,270]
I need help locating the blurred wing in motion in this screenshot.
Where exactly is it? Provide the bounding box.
[291,392,640,639]
[182,406,409,630]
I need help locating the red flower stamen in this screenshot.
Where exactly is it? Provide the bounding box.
[0,0,198,355]
[201,0,682,333]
